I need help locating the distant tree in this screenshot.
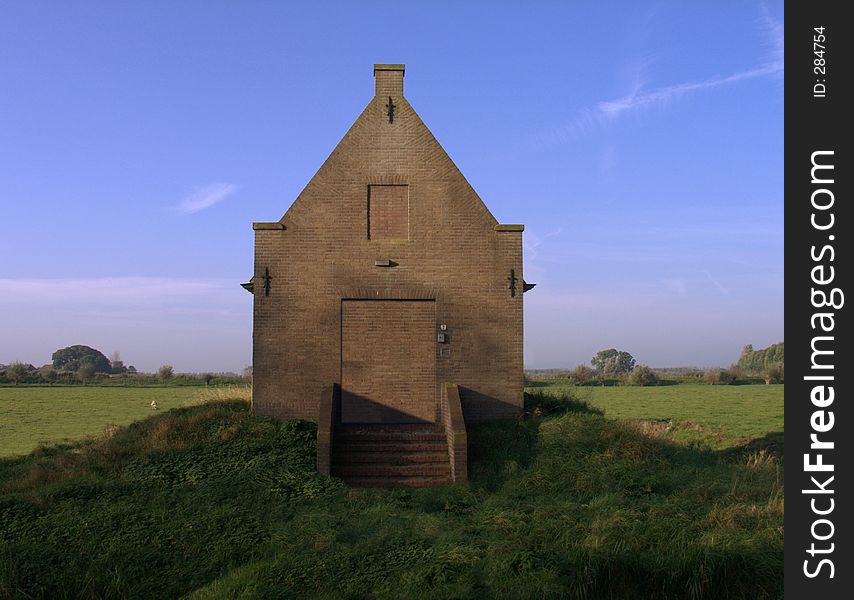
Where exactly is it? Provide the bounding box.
[109,351,127,374]
[77,363,96,385]
[81,354,106,374]
[52,345,111,374]
[158,365,174,381]
[705,368,737,385]
[703,369,718,385]
[127,365,138,375]
[725,367,740,384]
[7,362,30,385]
[591,349,636,376]
[41,366,58,386]
[629,364,659,386]
[203,373,214,387]
[736,343,784,375]
[571,364,595,386]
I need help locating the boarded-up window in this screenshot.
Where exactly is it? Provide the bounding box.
[368,185,408,240]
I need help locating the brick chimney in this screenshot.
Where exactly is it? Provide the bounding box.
[374,63,405,97]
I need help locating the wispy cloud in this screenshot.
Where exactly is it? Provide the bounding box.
[757,2,784,71]
[597,62,781,121]
[532,8,783,147]
[524,227,563,260]
[0,277,241,306]
[703,270,731,295]
[174,182,238,214]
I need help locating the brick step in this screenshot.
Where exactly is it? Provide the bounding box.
[338,475,452,488]
[333,441,448,453]
[331,463,451,478]
[337,423,442,430]
[339,475,452,488]
[332,451,449,464]
[333,431,446,442]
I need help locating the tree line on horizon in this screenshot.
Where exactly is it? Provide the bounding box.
[529,342,784,387]
[736,343,784,380]
[0,345,249,386]
[4,342,783,388]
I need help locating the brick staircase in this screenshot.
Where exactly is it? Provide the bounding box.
[330,423,452,487]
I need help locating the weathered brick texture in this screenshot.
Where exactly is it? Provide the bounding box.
[251,64,524,425]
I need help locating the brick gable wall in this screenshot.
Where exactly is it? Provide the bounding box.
[252,65,523,424]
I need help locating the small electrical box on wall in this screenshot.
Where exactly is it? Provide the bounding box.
[437,332,447,343]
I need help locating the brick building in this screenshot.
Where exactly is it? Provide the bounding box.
[244,65,529,486]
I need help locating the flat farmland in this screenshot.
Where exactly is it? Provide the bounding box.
[2,383,785,457]
[0,386,200,457]
[527,382,784,449]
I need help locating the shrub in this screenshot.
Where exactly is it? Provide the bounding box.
[704,368,737,385]
[6,362,31,385]
[629,364,659,386]
[158,365,174,381]
[763,364,784,384]
[41,367,58,385]
[77,364,96,385]
[571,364,594,386]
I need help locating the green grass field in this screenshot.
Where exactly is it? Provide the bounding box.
[0,387,201,457]
[1,383,784,458]
[529,382,784,450]
[0,387,783,599]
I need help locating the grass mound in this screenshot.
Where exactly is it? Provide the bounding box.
[0,393,782,599]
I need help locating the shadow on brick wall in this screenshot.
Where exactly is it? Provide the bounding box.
[339,391,434,424]
[458,386,524,423]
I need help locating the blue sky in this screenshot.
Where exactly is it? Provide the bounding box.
[0,1,783,372]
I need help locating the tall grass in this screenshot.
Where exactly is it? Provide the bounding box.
[190,384,252,405]
[0,390,782,599]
